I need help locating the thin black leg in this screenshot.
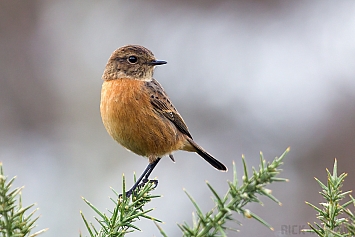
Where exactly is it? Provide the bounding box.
[125,158,161,197]
[125,164,151,197]
[142,158,161,183]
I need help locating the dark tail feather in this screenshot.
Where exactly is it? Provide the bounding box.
[188,138,227,172]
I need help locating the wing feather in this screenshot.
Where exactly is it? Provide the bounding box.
[145,79,192,139]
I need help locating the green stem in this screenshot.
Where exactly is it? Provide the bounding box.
[196,208,228,237]
[0,181,11,236]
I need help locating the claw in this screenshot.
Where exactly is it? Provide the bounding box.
[138,179,158,189]
[120,179,159,198]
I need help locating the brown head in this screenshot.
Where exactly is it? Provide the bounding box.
[102,45,167,81]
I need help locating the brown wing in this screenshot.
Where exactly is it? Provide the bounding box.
[145,79,192,139]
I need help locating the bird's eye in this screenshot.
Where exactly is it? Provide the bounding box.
[128,56,138,64]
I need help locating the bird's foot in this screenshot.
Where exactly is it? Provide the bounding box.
[138,178,158,189]
[119,179,158,199]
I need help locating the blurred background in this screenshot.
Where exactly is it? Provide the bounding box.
[1,0,355,236]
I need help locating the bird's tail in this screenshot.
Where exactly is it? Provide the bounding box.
[187,138,227,172]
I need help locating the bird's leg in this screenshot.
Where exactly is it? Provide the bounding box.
[141,157,161,186]
[125,164,151,197]
[125,157,161,197]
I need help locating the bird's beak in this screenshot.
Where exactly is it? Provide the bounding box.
[149,60,167,65]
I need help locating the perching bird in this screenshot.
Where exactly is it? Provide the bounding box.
[100,45,227,196]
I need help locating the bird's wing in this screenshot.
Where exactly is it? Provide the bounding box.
[145,79,193,139]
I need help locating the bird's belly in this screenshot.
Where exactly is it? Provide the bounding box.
[100,79,184,157]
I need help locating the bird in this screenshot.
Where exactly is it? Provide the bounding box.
[100,45,227,196]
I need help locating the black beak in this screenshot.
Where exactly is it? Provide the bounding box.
[149,60,167,65]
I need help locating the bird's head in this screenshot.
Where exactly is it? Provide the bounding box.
[102,45,166,81]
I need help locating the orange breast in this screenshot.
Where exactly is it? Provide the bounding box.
[100,78,185,158]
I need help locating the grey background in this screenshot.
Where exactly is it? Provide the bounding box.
[1,1,355,236]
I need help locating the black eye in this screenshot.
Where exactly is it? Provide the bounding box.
[128,56,138,64]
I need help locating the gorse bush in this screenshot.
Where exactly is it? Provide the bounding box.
[81,148,289,236]
[303,159,355,237]
[0,163,47,237]
[9,148,353,236]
